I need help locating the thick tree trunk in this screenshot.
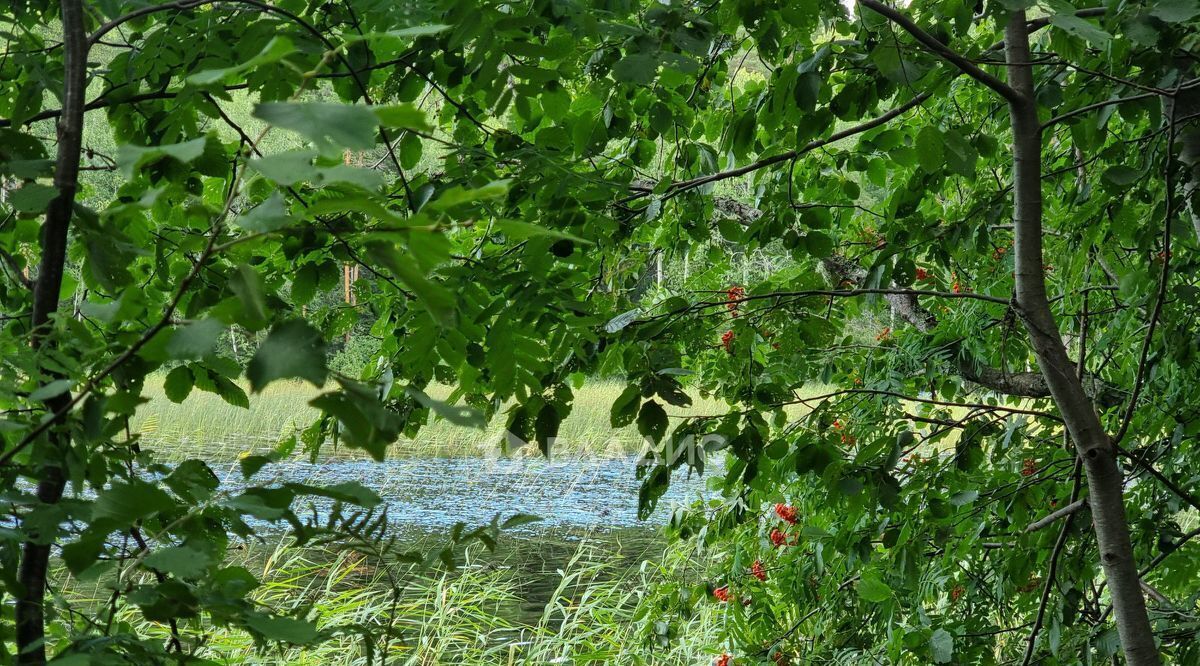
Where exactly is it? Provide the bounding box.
[16,1,87,663]
[1004,14,1159,665]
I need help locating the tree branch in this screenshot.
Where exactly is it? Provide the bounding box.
[818,254,1125,407]
[16,2,88,662]
[1021,458,1082,665]
[620,93,930,207]
[858,0,1023,104]
[1024,499,1087,533]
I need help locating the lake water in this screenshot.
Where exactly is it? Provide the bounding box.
[219,455,714,627]
[221,455,711,533]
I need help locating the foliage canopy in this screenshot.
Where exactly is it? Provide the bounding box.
[2,0,1200,663]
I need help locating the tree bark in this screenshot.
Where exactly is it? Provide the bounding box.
[16,1,87,663]
[1004,14,1159,665]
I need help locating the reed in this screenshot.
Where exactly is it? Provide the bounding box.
[59,535,720,665]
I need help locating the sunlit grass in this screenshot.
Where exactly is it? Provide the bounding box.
[131,378,736,461]
[130,373,988,464]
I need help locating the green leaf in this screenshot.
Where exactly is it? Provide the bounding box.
[249,149,318,185]
[144,545,213,579]
[229,264,269,329]
[949,489,978,506]
[535,403,562,456]
[931,628,954,663]
[29,379,72,402]
[399,132,422,170]
[857,573,893,602]
[236,192,291,232]
[246,320,328,392]
[501,513,542,529]
[366,243,455,326]
[612,53,658,84]
[8,183,57,213]
[611,384,642,427]
[426,180,510,211]
[1048,11,1112,46]
[244,613,319,645]
[117,137,210,175]
[1102,165,1140,188]
[493,219,590,243]
[915,126,944,173]
[636,400,668,444]
[214,374,250,409]
[286,481,381,508]
[163,366,194,403]
[186,36,296,85]
[729,110,757,160]
[253,102,380,156]
[406,387,485,428]
[308,193,410,226]
[374,104,432,132]
[1150,0,1200,22]
[308,391,392,460]
[793,72,821,112]
[93,480,174,524]
[942,129,978,176]
[167,319,226,360]
[805,231,833,258]
[347,25,452,50]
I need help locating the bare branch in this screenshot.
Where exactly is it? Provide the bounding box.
[1024,499,1087,533]
[1021,458,1082,665]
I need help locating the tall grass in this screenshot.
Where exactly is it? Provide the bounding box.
[131,379,734,461]
[60,536,718,665]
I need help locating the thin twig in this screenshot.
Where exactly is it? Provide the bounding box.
[1021,457,1083,665]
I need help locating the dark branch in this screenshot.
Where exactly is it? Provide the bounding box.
[819,254,1124,407]
[859,0,1023,104]
[621,93,930,206]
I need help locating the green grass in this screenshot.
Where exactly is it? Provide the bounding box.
[59,536,720,665]
[131,378,735,461]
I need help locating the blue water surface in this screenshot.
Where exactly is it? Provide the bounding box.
[213,455,713,534]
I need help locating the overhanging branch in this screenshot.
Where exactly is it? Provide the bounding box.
[859,0,1023,104]
[819,253,1124,408]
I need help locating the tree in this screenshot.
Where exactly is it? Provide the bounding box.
[1,0,1198,664]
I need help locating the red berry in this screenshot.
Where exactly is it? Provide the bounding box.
[1021,458,1037,477]
[725,286,745,316]
[714,654,733,666]
[713,585,731,603]
[751,560,767,582]
[721,330,735,353]
[769,528,790,548]
[915,267,930,281]
[774,503,798,525]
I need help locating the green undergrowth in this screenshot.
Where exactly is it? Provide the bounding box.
[58,534,720,665]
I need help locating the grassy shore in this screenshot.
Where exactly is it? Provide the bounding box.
[131,378,735,461]
[59,534,720,665]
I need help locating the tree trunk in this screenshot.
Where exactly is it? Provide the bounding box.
[1004,14,1159,665]
[16,2,87,663]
